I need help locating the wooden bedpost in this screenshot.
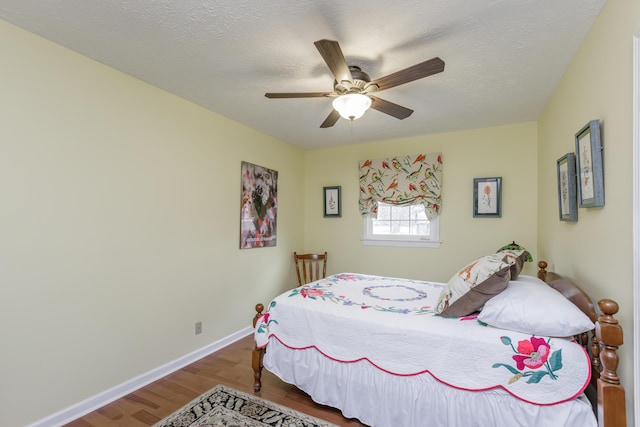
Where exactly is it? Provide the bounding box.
[596,299,626,427]
[537,260,548,281]
[537,260,627,426]
[252,303,266,392]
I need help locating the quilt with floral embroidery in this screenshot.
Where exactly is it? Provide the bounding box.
[255,273,591,405]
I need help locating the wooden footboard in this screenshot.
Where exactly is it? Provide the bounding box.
[252,303,265,392]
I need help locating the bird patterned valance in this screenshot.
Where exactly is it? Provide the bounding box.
[358,153,442,219]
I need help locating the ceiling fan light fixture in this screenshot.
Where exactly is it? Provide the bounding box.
[332,93,372,121]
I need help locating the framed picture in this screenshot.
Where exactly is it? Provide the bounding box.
[473,177,502,218]
[239,161,278,249]
[556,153,578,222]
[575,120,604,207]
[323,186,341,217]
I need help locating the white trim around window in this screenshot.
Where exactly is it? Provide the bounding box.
[362,214,441,248]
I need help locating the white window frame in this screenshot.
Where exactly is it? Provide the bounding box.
[361,204,441,248]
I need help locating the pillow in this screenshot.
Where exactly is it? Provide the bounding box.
[496,241,533,262]
[478,275,595,336]
[497,248,527,279]
[496,242,533,279]
[436,254,511,317]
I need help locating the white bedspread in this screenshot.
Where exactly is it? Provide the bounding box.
[255,273,591,405]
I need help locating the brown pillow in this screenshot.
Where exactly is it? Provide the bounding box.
[436,254,511,317]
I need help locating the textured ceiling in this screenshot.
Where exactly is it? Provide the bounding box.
[0,0,606,149]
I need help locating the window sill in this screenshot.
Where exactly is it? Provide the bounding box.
[361,238,442,248]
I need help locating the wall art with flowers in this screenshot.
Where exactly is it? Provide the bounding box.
[473,176,502,218]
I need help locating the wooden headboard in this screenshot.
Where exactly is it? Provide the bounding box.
[537,261,626,427]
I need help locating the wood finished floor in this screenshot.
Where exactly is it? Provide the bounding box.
[64,334,366,426]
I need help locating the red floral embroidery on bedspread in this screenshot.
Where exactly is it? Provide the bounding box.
[493,336,561,384]
[256,301,278,334]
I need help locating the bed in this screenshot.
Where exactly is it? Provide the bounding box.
[251,258,626,427]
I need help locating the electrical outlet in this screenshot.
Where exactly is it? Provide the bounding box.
[195,321,202,335]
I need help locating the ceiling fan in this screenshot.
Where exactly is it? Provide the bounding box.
[265,39,445,128]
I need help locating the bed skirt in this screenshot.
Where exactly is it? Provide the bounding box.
[264,338,596,427]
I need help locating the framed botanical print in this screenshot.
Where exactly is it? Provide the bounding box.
[557,153,578,222]
[473,177,502,218]
[323,186,341,217]
[575,120,604,207]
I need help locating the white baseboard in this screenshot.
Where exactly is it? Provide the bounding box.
[27,326,254,427]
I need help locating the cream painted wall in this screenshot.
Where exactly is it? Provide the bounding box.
[302,122,539,284]
[3,0,637,424]
[537,0,638,422]
[0,20,304,426]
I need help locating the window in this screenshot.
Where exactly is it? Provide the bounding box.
[362,202,440,248]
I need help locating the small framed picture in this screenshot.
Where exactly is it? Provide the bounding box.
[473,177,502,218]
[575,120,604,207]
[323,186,341,217]
[556,153,578,222]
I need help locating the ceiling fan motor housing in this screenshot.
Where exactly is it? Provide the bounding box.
[334,66,378,95]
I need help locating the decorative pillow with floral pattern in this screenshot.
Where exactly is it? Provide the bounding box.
[436,253,511,317]
[497,249,527,279]
[496,242,532,279]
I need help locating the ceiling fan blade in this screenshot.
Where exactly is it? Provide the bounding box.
[314,39,353,84]
[320,109,341,128]
[265,92,333,98]
[369,96,414,120]
[371,57,445,91]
